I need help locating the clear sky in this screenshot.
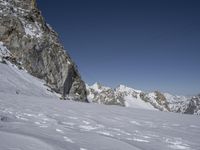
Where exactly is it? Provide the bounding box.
[37,0,200,95]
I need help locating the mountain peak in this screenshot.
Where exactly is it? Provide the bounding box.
[86,82,200,114]
[92,82,101,87]
[116,84,142,93]
[0,0,87,101]
[89,82,111,93]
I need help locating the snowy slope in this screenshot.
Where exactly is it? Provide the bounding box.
[124,95,156,110]
[1,62,200,150]
[0,61,57,98]
[116,85,156,110]
[1,89,200,149]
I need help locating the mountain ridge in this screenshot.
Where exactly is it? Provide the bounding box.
[86,82,200,115]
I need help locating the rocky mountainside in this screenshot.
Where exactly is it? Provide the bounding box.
[0,0,87,101]
[86,83,200,115]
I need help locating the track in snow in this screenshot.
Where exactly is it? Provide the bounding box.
[0,62,200,150]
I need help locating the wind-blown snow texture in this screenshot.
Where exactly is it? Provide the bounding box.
[0,62,200,150]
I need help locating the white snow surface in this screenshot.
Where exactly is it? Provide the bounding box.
[0,61,56,97]
[124,95,156,110]
[0,62,200,150]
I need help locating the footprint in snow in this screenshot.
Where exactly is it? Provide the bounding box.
[82,120,90,125]
[63,136,74,143]
[189,125,198,128]
[126,138,149,143]
[164,138,190,150]
[23,113,36,117]
[96,131,114,137]
[16,115,28,121]
[61,122,75,126]
[172,124,180,127]
[39,125,48,128]
[34,122,41,125]
[79,125,98,131]
[141,135,151,139]
[80,148,88,150]
[110,128,131,136]
[130,120,141,126]
[56,129,64,134]
[38,113,45,117]
[68,116,78,120]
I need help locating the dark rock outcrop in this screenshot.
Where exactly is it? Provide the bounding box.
[0,0,87,101]
[184,95,200,114]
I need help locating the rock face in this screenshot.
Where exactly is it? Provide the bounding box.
[87,83,200,115]
[184,95,200,114]
[86,83,125,106]
[0,0,87,101]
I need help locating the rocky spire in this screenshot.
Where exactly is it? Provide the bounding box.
[0,0,88,101]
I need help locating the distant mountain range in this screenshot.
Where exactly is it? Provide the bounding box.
[86,83,200,115]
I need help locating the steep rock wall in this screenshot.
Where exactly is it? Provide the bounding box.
[0,0,87,101]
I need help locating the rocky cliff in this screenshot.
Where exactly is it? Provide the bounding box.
[0,0,87,101]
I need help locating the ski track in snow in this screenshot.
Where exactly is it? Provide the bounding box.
[0,63,200,150]
[1,94,200,150]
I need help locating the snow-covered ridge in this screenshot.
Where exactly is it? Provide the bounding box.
[116,84,142,93]
[87,82,111,93]
[86,83,200,114]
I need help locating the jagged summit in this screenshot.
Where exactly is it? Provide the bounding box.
[90,82,110,91]
[0,0,87,101]
[115,84,142,93]
[86,83,200,114]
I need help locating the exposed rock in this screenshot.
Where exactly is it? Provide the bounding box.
[154,91,170,111]
[139,92,149,102]
[0,0,87,101]
[86,83,123,106]
[87,83,200,115]
[184,95,200,115]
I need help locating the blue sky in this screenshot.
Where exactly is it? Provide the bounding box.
[37,0,200,95]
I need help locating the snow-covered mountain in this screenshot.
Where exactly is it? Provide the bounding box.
[86,83,200,115]
[1,0,200,149]
[1,61,200,150]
